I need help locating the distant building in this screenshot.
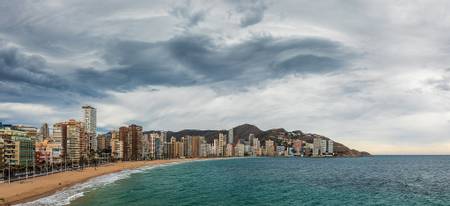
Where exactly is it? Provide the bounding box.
[149,133,158,159]
[218,133,225,156]
[155,137,162,159]
[226,143,234,157]
[192,136,200,158]
[40,123,50,141]
[252,138,261,156]
[228,128,234,145]
[235,142,245,157]
[276,146,285,156]
[212,138,218,156]
[293,140,303,156]
[265,139,275,156]
[313,137,334,157]
[248,133,255,146]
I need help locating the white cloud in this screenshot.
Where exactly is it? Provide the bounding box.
[2,0,450,154]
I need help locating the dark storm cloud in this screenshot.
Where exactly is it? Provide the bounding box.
[72,34,353,91]
[0,45,65,89]
[0,43,101,104]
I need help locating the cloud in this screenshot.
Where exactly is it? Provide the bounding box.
[170,1,207,27]
[73,34,354,92]
[426,68,450,91]
[2,0,450,154]
[0,44,62,89]
[0,102,58,125]
[233,0,267,27]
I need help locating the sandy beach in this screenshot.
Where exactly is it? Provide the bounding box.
[0,159,195,205]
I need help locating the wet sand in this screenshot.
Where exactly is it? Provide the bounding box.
[0,159,196,205]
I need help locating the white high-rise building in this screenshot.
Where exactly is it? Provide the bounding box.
[228,128,234,145]
[82,105,97,151]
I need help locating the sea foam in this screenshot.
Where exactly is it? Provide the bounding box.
[15,161,190,206]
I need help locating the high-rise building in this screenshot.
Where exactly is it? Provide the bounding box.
[265,139,275,156]
[128,124,143,160]
[177,141,184,158]
[228,128,234,145]
[186,136,193,158]
[313,137,321,157]
[82,105,97,152]
[312,137,333,156]
[327,140,334,154]
[40,123,49,141]
[199,136,207,157]
[218,133,225,156]
[192,136,200,158]
[212,138,218,156]
[155,137,162,159]
[170,137,177,159]
[293,140,303,156]
[110,130,122,160]
[66,119,83,164]
[119,127,129,160]
[140,133,151,160]
[235,142,245,157]
[226,143,233,157]
[0,138,4,178]
[52,122,67,157]
[248,133,255,146]
[320,139,333,155]
[149,133,158,159]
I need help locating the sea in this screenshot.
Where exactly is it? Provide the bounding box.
[19,156,450,206]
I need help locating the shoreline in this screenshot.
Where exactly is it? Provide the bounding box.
[0,158,206,205]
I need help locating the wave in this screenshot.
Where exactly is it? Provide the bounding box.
[15,161,193,206]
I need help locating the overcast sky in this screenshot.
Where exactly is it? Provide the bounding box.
[1,0,450,154]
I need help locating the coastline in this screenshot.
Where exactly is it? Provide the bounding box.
[0,159,202,205]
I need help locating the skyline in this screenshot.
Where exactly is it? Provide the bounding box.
[2,0,450,155]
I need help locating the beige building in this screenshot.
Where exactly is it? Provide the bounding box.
[265,139,275,156]
[235,142,245,157]
[110,130,122,160]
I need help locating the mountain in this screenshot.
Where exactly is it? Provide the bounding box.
[147,124,370,157]
[232,123,262,143]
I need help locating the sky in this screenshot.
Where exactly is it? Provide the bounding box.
[1,0,450,154]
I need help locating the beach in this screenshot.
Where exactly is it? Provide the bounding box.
[0,159,195,205]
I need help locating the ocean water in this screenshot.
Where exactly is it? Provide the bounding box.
[23,156,450,206]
